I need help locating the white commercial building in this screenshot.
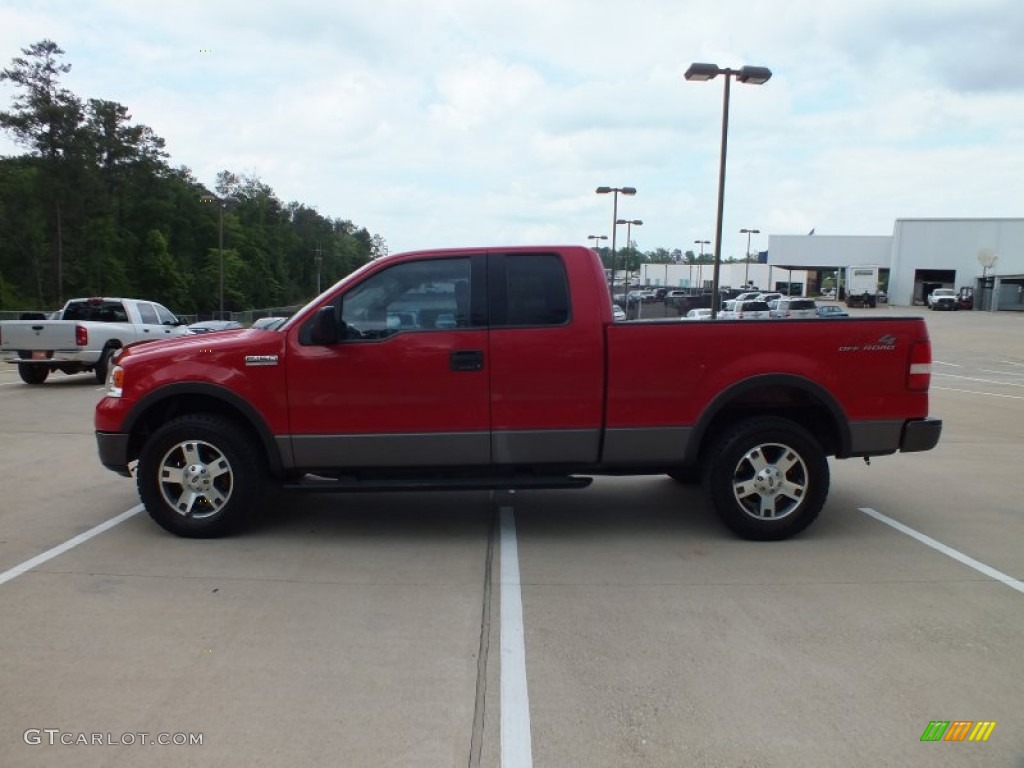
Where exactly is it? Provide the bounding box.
[768,218,1024,311]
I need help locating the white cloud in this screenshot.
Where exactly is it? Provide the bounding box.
[2,0,1022,257]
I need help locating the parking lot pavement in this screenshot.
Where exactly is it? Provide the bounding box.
[2,308,1023,767]
[2,492,494,767]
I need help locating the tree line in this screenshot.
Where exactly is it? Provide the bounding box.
[0,40,384,314]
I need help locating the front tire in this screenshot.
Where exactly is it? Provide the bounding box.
[137,413,264,538]
[95,346,114,384]
[706,417,829,541]
[18,364,49,385]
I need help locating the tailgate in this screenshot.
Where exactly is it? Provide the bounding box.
[0,321,79,353]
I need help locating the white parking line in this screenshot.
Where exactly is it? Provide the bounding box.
[860,508,1024,595]
[500,506,533,768]
[932,386,1024,401]
[0,505,143,587]
[933,373,1024,388]
[978,368,1024,378]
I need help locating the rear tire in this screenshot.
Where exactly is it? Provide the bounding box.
[705,417,829,541]
[18,364,49,385]
[137,413,265,538]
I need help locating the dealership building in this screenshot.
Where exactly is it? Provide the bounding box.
[768,218,1024,311]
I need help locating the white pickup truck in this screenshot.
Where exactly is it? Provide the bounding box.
[927,287,958,311]
[0,297,189,384]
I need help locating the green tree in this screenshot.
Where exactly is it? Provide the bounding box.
[0,40,86,304]
[138,229,190,309]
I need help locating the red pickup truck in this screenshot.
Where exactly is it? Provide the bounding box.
[95,246,941,541]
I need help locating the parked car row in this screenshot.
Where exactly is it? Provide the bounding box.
[683,299,851,320]
[187,316,290,334]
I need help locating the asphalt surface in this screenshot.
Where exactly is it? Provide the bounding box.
[1,306,1022,767]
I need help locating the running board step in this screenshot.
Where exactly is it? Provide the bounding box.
[282,474,593,493]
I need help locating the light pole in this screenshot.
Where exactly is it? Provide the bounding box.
[588,235,609,283]
[200,194,227,318]
[616,218,643,285]
[694,239,710,290]
[596,186,637,295]
[313,241,323,294]
[617,219,643,316]
[685,62,772,317]
[740,228,760,288]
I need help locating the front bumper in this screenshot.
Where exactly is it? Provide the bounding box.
[900,418,942,453]
[96,431,132,477]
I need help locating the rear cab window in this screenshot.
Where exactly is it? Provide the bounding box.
[62,300,129,323]
[489,252,571,328]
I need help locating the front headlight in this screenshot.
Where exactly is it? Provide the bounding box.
[106,364,124,398]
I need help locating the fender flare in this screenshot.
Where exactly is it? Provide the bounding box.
[122,382,286,475]
[684,373,851,463]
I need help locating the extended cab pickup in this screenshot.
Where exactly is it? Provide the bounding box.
[1,297,189,384]
[95,246,942,541]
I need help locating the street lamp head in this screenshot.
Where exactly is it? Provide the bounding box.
[684,62,720,81]
[737,65,772,85]
[596,186,637,195]
[740,228,761,234]
[616,219,643,225]
[595,186,611,194]
[588,234,608,240]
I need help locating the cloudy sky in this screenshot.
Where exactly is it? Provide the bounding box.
[2,0,1022,258]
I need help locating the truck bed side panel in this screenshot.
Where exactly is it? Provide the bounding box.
[603,317,931,463]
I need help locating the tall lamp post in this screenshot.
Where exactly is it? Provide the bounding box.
[694,239,710,290]
[617,219,643,317]
[200,194,227,318]
[685,62,772,317]
[616,218,643,287]
[595,186,637,295]
[313,241,324,294]
[740,228,760,288]
[588,235,609,283]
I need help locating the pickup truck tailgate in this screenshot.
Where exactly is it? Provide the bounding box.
[0,320,80,353]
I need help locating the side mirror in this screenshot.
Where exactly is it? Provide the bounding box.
[310,305,339,345]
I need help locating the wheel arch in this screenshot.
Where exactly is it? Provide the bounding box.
[121,383,285,476]
[684,374,850,465]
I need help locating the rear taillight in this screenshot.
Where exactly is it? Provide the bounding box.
[908,340,932,391]
[75,324,88,346]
